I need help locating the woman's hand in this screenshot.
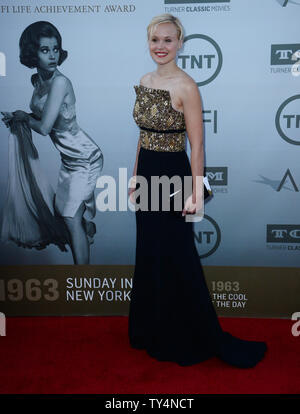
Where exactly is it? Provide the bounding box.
[1,111,14,128]
[182,192,203,216]
[128,176,137,204]
[12,110,29,123]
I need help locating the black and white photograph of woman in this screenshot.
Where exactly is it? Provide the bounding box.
[1,21,103,264]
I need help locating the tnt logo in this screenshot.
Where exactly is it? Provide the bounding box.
[0,312,6,336]
[275,95,300,145]
[291,312,300,337]
[194,214,221,258]
[0,52,6,76]
[178,34,222,86]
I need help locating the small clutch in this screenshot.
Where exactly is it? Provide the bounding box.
[169,175,213,216]
[169,176,213,201]
[203,176,213,200]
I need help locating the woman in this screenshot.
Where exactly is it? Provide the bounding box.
[1,21,103,264]
[128,14,267,367]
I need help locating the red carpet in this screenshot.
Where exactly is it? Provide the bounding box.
[0,316,299,394]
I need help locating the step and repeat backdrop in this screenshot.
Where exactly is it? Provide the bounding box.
[0,0,299,317]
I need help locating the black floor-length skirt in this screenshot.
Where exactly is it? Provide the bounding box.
[128,147,267,368]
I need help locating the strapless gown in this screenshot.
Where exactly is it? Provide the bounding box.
[128,85,267,368]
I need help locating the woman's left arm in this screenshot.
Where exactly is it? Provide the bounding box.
[14,76,69,136]
[181,81,204,215]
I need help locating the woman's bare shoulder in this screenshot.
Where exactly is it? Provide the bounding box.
[139,72,154,87]
[176,71,199,94]
[52,73,72,89]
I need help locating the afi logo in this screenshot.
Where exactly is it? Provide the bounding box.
[291,312,300,337]
[277,169,299,192]
[276,0,300,6]
[203,110,218,133]
[0,312,5,336]
[0,52,6,76]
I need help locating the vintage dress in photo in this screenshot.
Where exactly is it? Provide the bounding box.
[1,120,68,251]
[30,73,103,222]
[128,85,267,367]
[1,73,103,250]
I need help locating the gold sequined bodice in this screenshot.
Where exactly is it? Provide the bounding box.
[133,85,186,152]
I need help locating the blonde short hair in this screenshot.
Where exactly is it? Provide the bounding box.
[147,14,184,41]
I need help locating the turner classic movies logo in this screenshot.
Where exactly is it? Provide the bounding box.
[205,167,228,193]
[164,0,231,13]
[275,95,300,145]
[267,225,300,251]
[270,44,300,76]
[178,34,222,86]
